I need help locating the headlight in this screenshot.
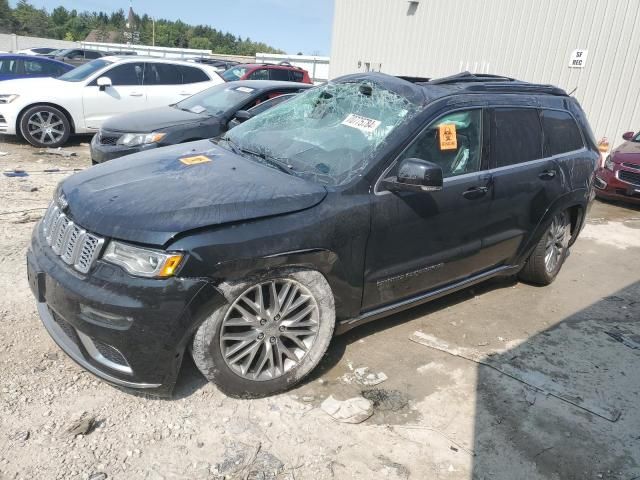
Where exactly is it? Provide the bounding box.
[103,241,183,278]
[116,132,166,147]
[604,155,615,171]
[0,94,19,104]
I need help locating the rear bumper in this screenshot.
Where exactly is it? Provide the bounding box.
[594,167,640,204]
[27,223,224,396]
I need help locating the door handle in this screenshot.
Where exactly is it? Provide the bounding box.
[539,169,557,180]
[178,91,191,96]
[462,186,488,200]
[129,92,143,97]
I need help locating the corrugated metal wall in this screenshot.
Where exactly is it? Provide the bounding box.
[330,0,640,147]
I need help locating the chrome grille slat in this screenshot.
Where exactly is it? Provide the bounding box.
[41,202,104,274]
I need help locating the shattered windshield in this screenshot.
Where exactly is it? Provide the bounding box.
[224,81,419,186]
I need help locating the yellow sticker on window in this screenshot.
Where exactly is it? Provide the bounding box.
[180,155,212,165]
[439,124,458,151]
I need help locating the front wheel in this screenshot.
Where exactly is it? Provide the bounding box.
[191,270,335,397]
[19,105,71,148]
[518,210,571,285]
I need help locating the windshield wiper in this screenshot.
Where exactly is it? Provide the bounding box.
[218,137,295,175]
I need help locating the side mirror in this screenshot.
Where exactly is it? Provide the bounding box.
[234,110,253,123]
[622,131,635,141]
[382,158,443,193]
[97,76,112,91]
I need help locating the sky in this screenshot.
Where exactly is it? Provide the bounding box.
[10,0,335,55]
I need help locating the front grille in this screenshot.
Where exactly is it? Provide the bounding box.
[622,162,640,170]
[92,339,129,367]
[99,134,120,145]
[619,170,640,187]
[42,203,105,274]
[51,310,81,346]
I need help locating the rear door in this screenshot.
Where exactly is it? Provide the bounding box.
[179,65,214,96]
[82,62,146,129]
[143,62,183,108]
[482,107,565,267]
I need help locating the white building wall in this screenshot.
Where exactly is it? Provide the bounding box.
[330,0,640,147]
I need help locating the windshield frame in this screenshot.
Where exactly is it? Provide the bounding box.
[57,58,113,83]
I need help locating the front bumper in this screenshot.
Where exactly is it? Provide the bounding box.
[0,104,17,135]
[594,166,640,205]
[90,133,159,164]
[27,223,224,396]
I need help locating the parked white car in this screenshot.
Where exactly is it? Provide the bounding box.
[0,56,224,147]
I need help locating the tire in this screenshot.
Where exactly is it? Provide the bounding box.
[192,269,335,398]
[518,210,571,286]
[19,105,71,148]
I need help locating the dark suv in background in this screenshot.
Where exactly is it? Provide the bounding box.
[27,72,598,398]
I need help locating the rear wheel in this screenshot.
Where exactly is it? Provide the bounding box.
[19,105,71,148]
[192,270,335,397]
[518,210,571,285]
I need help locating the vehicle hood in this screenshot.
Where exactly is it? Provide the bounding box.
[101,106,214,133]
[60,140,327,246]
[613,141,640,160]
[0,76,70,94]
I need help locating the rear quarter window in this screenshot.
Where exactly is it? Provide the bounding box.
[541,109,584,155]
[180,66,210,84]
[290,70,304,82]
[492,108,543,167]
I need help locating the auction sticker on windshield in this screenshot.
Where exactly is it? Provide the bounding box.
[235,87,254,93]
[342,113,381,133]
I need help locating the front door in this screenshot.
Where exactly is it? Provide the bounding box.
[82,62,147,130]
[362,108,495,310]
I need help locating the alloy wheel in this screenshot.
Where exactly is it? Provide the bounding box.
[220,279,320,381]
[26,111,66,145]
[544,212,568,273]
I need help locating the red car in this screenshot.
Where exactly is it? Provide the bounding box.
[595,131,640,204]
[220,62,312,84]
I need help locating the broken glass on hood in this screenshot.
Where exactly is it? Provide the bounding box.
[223,81,420,186]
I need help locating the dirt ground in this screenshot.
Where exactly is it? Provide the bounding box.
[1,136,639,480]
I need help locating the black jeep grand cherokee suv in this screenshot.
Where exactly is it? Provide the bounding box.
[27,72,599,397]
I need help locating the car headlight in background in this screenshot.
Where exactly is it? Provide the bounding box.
[103,241,183,278]
[0,94,19,104]
[116,132,166,147]
[604,155,615,171]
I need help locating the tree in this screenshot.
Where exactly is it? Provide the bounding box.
[0,0,14,33]
[189,36,211,51]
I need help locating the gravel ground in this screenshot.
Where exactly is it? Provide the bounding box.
[1,136,639,480]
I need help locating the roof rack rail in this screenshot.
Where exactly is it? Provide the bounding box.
[429,71,517,85]
[397,75,431,83]
[463,82,568,96]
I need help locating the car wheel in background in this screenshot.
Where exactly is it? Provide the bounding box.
[518,210,571,286]
[19,105,71,148]
[191,269,335,398]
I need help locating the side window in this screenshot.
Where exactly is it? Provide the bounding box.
[248,68,269,80]
[24,60,43,75]
[492,108,543,167]
[398,109,483,178]
[0,59,17,74]
[144,63,181,85]
[85,51,101,60]
[541,109,584,156]
[180,66,210,84]
[104,63,144,86]
[269,68,290,81]
[290,70,304,82]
